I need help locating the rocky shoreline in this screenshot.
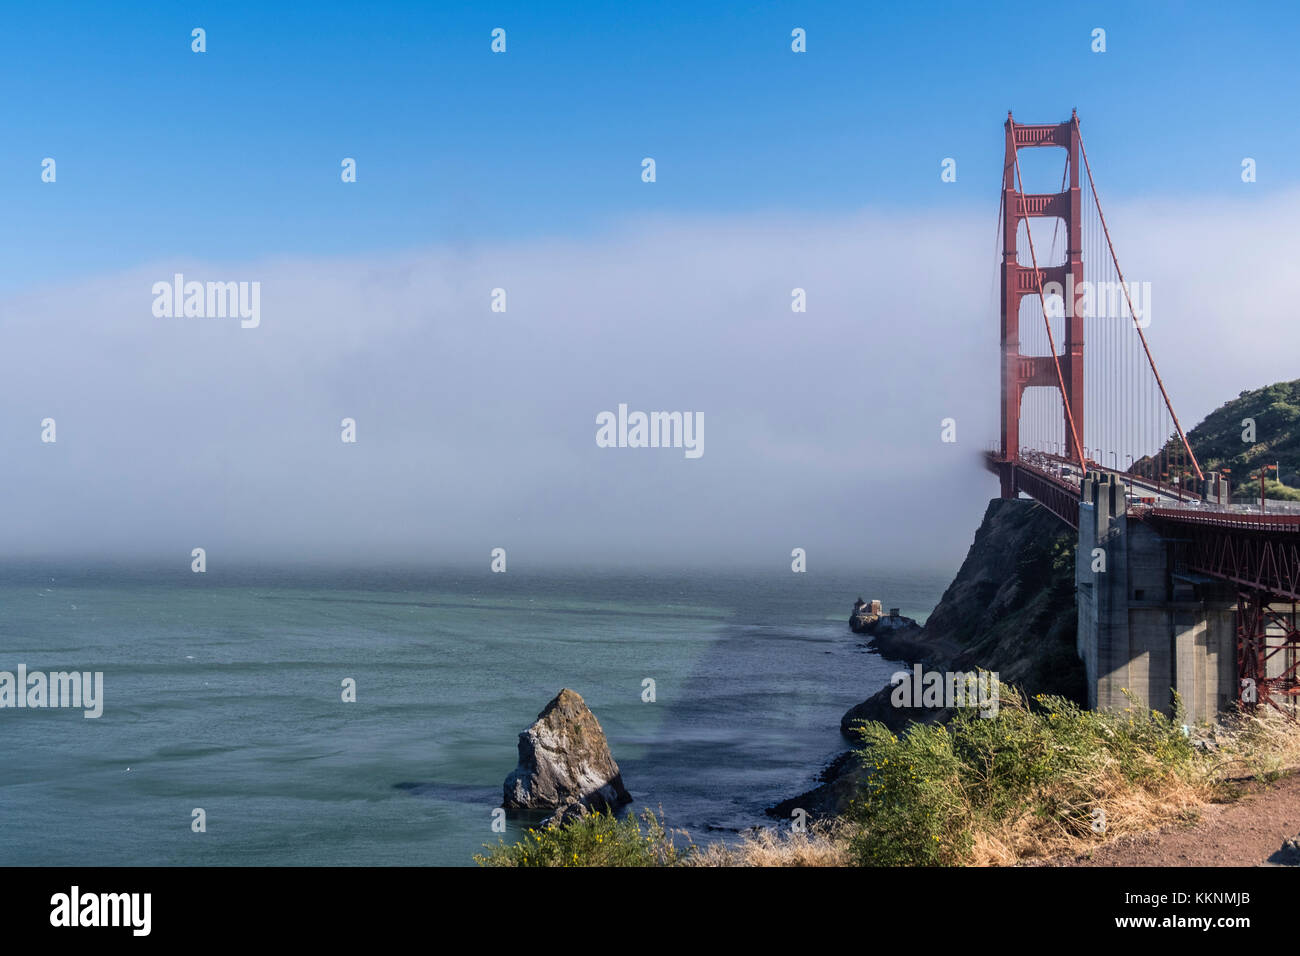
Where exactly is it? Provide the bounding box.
[771,496,1087,821]
[494,499,1089,833]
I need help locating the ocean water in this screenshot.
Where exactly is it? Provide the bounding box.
[0,564,950,866]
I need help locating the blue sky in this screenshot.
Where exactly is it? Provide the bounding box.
[1,1,1296,290]
[2,3,1299,566]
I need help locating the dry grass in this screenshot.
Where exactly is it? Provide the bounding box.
[968,705,1300,866]
[688,821,851,867]
[841,686,1300,867]
[476,694,1300,868]
[967,768,1212,866]
[693,709,1300,867]
[1201,707,1300,784]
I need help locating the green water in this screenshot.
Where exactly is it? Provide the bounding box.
[0,564,949,865]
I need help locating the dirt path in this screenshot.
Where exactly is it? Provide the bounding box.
[1048,773,1300,867]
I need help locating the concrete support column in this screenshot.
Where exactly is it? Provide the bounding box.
[1076,471,1237,722]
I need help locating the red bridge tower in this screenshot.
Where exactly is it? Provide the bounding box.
[998,112,1085,497]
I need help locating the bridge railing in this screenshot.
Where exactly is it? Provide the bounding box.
[990,447,1300,520]
[1139,506,1300,532]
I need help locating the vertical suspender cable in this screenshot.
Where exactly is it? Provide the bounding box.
[1075,115,1203,482]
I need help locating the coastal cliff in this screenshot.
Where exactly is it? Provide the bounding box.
[774,497,1086,819]
[843,496,1085,733]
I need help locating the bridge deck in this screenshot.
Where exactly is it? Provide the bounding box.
[986,452,1300,602]
[988,453,1300,529]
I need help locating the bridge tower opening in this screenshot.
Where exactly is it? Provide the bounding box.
[998,113,1084,497]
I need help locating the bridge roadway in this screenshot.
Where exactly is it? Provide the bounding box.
[992,451,1300,533]
[990,450,1300,601]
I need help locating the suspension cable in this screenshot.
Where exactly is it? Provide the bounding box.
[1073,115,1203,482]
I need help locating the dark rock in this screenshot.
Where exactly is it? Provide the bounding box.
[768,750,870,821]
[503,688,632,814]
[774,498,1089,823]
[1268,834,1300,866]
[863,621,938,662]
[840,681,953,737]
[849,597,876,633]
[850,597,923,647]
[540,800,591,829]
[841,497,1085,742]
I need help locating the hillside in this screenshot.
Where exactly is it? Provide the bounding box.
[1163,377,1300,500]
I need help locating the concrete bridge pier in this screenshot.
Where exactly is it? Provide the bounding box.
[1075,471,1237,723]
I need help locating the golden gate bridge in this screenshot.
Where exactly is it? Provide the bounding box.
[986,111,1299,716]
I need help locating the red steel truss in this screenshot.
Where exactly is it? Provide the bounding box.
[1146,510,1300,602]
[986,453,1080,530]
[1235,590,1300,715]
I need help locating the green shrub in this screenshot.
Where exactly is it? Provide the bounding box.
[475,808,690,867]
[845,683,1201,865]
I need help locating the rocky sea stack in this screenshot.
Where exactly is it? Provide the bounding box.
[503,688,632,820]
[849,597,922,640]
